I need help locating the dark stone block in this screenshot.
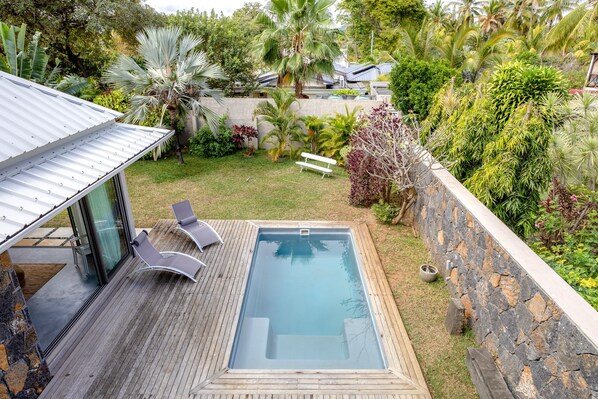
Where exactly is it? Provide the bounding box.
[0,323,10,342]
[477,233,487,250]
[5,333,25,364]
[0,288,15,324]
[24,329,38,353]
[497,324,516,354]
[476,308,492,342]
[497,349,523,384]
[25,365,51,392]
[539,378,565,399]
[518,275,535,303]
[580,354,598,390]
[466,348,514,399]
[492,250,508,275]
[489,288,510,312]
[501,308,519,339]
[529,360,553,388]
[515,303,534,335]
[445,298,465,335]
[15,388,38,399]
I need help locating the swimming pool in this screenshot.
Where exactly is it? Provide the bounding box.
[229,228,385,369]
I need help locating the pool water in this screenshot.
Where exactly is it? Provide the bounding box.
[229,229,385,369]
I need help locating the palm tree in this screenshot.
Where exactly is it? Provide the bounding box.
[104,26,224,164]
[450,0,484,26]
[479,0,508,36]
[254,0,341,98]
[428,0,453,28]
[253,88,303,161]
[396,18,444,61]
[544,1,598,55]
[463,29,512,81]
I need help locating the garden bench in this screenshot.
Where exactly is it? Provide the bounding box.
[296,152,337,178]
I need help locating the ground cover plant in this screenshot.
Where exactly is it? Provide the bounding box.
[124,150,478,398]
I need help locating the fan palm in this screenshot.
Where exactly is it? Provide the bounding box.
[254,0,341,98]
[103,26,224,164]
[253,88,303,161]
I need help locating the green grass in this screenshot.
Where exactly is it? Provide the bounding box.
[60,150,479,398]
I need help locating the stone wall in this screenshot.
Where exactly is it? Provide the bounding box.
[413,162,598,398]
[0,252,51,398]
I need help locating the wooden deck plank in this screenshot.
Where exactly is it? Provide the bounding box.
[40,220,430,399]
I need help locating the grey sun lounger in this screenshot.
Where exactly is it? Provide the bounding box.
[171,200,224,252]
[131,230,205,282]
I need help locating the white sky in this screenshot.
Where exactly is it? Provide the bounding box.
[145,0,266,15]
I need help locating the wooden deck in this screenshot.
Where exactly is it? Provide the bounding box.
[40,220,431,399]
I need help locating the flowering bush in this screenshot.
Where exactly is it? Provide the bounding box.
[532,179,598,309]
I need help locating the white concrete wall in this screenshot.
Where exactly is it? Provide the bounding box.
[184,97,383,146]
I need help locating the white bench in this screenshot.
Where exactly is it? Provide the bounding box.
[296,152,337,178]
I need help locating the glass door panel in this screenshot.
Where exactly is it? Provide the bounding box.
[86,179,129,276]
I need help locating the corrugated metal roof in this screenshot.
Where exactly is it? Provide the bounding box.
[0,123,172,251]
[0,71,174,252]
[0,72,121,165]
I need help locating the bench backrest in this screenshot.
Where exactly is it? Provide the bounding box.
[301,152,337,165]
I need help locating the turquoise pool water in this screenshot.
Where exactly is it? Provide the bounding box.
[229,228,385,369]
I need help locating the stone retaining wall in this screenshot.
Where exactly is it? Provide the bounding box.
[413,162,598,398]
[0,252,50,398]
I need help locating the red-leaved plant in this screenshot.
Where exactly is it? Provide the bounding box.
[232,124,259,156]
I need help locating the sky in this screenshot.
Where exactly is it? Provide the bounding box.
[145,0,266,15]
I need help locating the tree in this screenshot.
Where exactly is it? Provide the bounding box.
[544,2,598,55]
[0,0,163,77]
[167,9,259,96]
[450,0,483,26]
[338,0,427,56]
[389,56,457,120]
[104,27,224,165]
[253,88,303,161]
[255,0,341,98]
[349,104,432,224]
[478,0,508,36]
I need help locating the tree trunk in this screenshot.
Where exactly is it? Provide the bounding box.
[295,81,308,99]
[391,189,416,225]
[170,109,184,165]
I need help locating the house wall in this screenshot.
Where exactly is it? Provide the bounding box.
[413,161,598,398]
[184,98,383,145]
[0,252,51,398]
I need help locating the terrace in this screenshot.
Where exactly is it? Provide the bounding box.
[40,219,430,398]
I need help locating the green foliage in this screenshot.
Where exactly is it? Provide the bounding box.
[531,182,598,310]
[166,9,258,96]
[189,116,235,158]
[93,90,130,113]
[0,22,48,82]
[331,89,359,96]
[338,0,426,57]
[301,115,327,153]
[371,200,400,224]
[389,57,457,120]
[254,88,303,161]
[428,61,567,236]
[318,105,363,163]
[254,0,341,97]
[0,0,164,77]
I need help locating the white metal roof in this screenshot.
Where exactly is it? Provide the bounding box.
[0,72,174,252]
[0,72,122,165]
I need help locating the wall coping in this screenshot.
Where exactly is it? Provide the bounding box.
[429,162,598,346]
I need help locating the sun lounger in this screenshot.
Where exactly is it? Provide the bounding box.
[131,230,204,282]
[171,200,224,252]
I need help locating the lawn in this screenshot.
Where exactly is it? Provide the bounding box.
[125,150,478,398]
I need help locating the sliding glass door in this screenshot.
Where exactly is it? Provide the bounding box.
[85,178,130,277]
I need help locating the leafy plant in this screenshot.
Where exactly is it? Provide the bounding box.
[232,124,259,156]
[254,88,303,161]
[301,115,327,153]
[372,200,400,224]
[332,89,359,96]
[318,105,363,163]
[389,56,457,121]
[93,89,130,113]
[189,116,235,158]
[0,22,48,82]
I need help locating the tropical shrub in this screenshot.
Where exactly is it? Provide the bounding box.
[232,124,259,156]
[532,180,598,309]
[319,105,363,163]
[93,89,130,113]
[189,116,235,158]
[301,115,326,153]
[389,56,457,121]
[346,145,390,207]
[428,61,567,236]
[371,200,400,224]
[254,88,303,161]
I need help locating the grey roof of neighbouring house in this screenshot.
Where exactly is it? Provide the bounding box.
[0,71,174,251]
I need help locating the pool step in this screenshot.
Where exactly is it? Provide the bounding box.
[268,334,348,360]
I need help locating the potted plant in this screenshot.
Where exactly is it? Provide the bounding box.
[331,88,359,99]
[419,264,438,282]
